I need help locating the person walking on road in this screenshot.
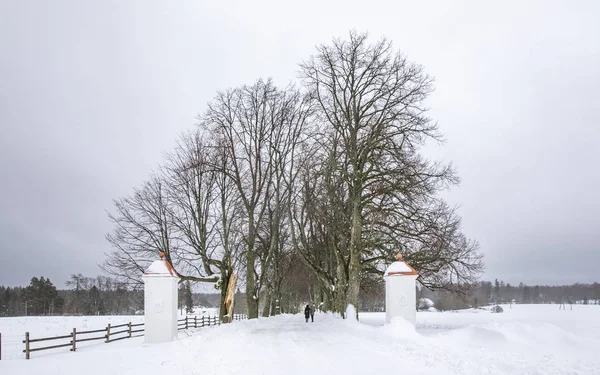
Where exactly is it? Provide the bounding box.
[304,304,311,323]
[310,303,316,322]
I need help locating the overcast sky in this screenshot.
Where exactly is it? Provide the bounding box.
[1,0,598,288]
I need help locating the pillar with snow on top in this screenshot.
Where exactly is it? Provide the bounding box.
[384,253,419,326]
[142,252,179,343]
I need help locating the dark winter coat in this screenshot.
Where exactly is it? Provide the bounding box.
[304,305,310,318]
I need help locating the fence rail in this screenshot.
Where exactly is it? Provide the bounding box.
[1,313,248,360]
[177,315,219,330]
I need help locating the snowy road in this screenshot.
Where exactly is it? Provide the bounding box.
[1,305,599,375]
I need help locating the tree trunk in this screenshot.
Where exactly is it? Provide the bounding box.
[346,186,363,319]
[262,287,272,317]
[219,271,230,322]
[223,273,237,323]
[245,213,260,319]
[246,259,258,319]
[334,264,348,317]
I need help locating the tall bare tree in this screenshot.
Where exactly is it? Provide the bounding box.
[201,80,312,318]
[257,85,313,316]
[200,80,279,318]
[162,130,221,283]
[299,31,482,315]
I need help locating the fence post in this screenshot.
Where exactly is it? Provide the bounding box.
[202,316,205,327]
[106,324,111,343]
[25,332,30,360]
[185,316,188,330]
[128,322,132,338]
[72,328,77,352]
[194,316,197,329]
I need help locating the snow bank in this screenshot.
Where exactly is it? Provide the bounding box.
[381,316,421,342]
[345,304,358,323]
[417,298,437,312]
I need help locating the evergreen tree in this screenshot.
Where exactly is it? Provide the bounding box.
[522,285,531,304]
[23,277,60,315]
[494,279,501,302]
[185,281,194,314]
[533,285,540,303]
[178,283,185,314]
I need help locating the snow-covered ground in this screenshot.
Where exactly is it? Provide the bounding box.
[0,315,145,360]
[0,308,218,360]
[0,304,598,374]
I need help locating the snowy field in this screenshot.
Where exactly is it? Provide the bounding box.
[0,307,218,360]
[0,304,598,374]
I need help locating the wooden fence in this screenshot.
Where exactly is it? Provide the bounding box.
[176,314,247,330]
[2,314,247,360]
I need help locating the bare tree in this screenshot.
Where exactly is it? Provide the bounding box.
[299,31,482,315]
[104,31,483,319]
[104,175,176,286]
[200,80,279,318]
[104,132,241,295]
[211,137,245,321]
[257,85,313,316]
[162,130,221,283]
[200,80,313,318]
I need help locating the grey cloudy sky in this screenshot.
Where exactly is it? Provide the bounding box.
[1,0,598,288]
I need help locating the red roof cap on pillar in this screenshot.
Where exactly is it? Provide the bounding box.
[384,253,419,276]
[142,252,179,278]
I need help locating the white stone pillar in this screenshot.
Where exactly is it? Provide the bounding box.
[384,254,419,326]
[142,252,179,343]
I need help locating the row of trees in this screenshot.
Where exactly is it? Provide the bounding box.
[63,274,144,315]
[0,272,302,317]
[0,275,144,317]
[104,31,483,320]
[426,280,600,311]
[476,280,600,306]
[3,277,597,316]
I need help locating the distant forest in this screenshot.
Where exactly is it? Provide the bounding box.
[361,279,600,312]
[1,275,598,317]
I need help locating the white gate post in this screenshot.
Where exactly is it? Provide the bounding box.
[142,252,179,343]
[384,254,419,326]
